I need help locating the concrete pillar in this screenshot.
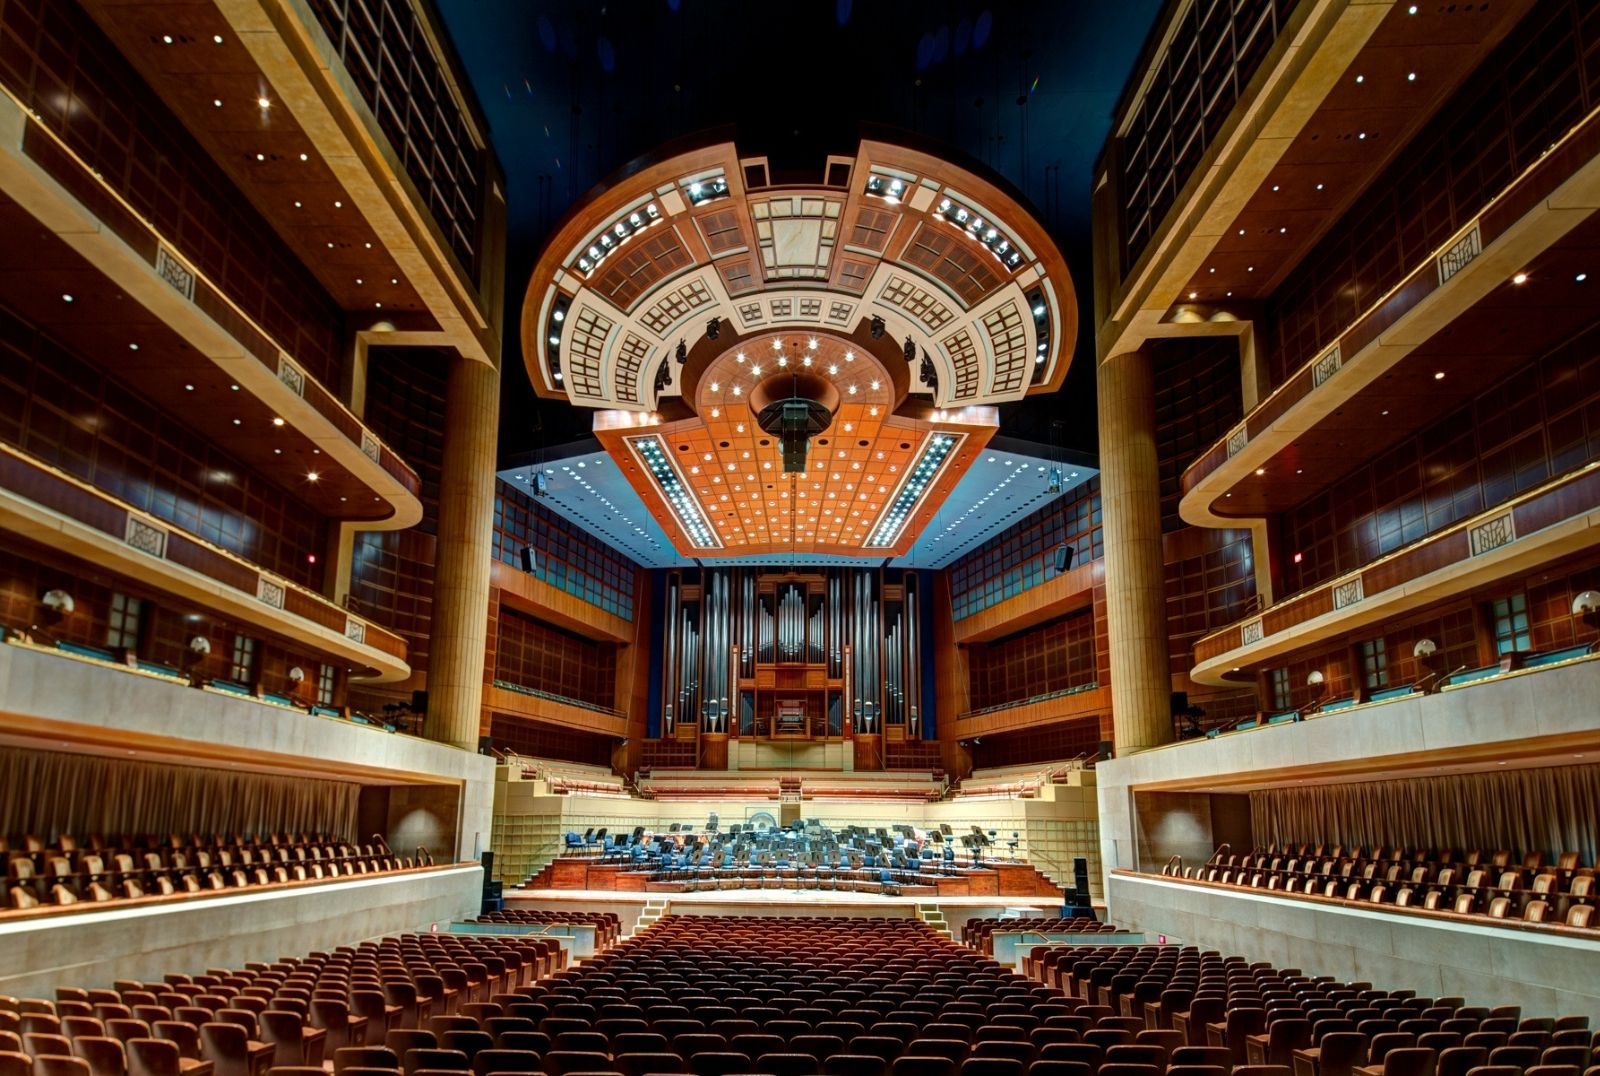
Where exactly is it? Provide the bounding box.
[426,353,500,750]
[1097,350,1173,754]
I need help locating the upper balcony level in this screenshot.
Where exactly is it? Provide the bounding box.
[1094,0,1532,361]
[1179,8,1600,529]
[68,0,505,366]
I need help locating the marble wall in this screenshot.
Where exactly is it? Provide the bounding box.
[1111,871,1600,1020]
[0,865,482,999]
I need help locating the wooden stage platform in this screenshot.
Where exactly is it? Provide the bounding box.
[529,857,1063,898]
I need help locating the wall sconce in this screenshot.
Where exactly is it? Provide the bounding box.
[1572,590,1600,616]
[288,666,306,684]
[40,589,74,616]
[1306,670,1325,687]
[1412,638,1437,658]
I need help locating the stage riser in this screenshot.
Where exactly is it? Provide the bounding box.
[534,859,1061,897]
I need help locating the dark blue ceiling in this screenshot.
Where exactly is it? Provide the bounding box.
[431,0,1164,456]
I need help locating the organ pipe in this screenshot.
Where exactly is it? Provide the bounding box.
[740,572,755,677]
[906,578,921,736]
[663,578,680,733]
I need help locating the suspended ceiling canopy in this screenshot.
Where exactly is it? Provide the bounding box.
[520,135,1078,560]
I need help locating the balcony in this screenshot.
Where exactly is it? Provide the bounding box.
[0,92,423,528]
[1189,463,1600,685]
[0,442,408,682]
[1179,94,1600,528]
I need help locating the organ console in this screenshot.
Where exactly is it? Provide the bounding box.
[655,567,928,765]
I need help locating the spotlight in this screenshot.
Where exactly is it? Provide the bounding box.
[675,338,687,364]
[903,335,916,364]
[706,317,721,341]
[870,315,885,340]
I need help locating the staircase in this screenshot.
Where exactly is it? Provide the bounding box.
[916,903,953,940]
[632,898,669,936]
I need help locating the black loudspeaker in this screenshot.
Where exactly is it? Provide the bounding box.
[477,735,493,756]
[1097,740,1114,761]
[1053,544,1073,572]
[480,850,494,878]
[1171,690,1189,714]
[411,689,429,713]
[519,546,537,573]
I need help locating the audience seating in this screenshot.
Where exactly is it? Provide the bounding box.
[1,932,566,1076]
[472,911,622,947]
[1159,846,1598,930]
[3,834,430,913]
[962,918,1121,955]
[1026,942,1595,1076]
[5,907,1597,1076]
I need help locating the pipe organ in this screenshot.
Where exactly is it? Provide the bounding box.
[656,567,929,760]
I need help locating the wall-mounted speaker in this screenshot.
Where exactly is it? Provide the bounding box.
[1053,544,1073,572]
[477,735,493,756]
[519,546,537,574]
[1097,739,1113,761]
[411,689,429,713]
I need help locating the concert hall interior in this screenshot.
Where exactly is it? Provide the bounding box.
[2,0,1600,1070]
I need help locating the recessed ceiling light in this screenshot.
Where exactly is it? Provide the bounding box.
[1577,273,1589,282]
[1255,468,1265,476]
[257,96,271,109]
[1271,184,1279,192]
[230,384,239,391]
[61,294,73,303]
[232,418,241,426]
[1512,272,1528,285]
[334,200,342,208]
[128,343,139,351]
[162,34,173,44]
[1355,75,1364,84]
[184,384,194,391]
[307,471,319,482]
[213,99,223,108]
[1434,371,1446,381]
[1316,183,1325,191]
[1407,3,1417,12]
[1188,292,1197,300]
[1407,72,1416,82]
[272,417,285,427]
[212,34,224,44]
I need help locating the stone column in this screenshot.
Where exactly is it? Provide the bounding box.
[1097,350,1173,754]
[426,353,499,750]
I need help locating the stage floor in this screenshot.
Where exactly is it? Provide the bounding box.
[509,886,1068,908]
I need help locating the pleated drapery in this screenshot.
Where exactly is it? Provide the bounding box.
[0,745,360,842]
[1249,763,1600,865]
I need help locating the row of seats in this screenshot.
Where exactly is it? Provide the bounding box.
[5,833,430,912]
[473,911,622,948]
[341,912,1114,1076]
[1023,942,1596,1076]
[1163,848,1597,929]
[962,920,1119,954]
[0,931,567,1076]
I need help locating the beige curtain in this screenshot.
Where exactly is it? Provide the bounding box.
[0,746,359,841]
[1250,763,1600,864]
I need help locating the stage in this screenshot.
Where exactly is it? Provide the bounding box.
[503,884,1104,941]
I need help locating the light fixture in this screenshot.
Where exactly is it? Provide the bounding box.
[257,95,271,109]
[184,384,194,391]
[1355,75,1364,84]
[1577,273,1588,283]
[272,417,285,427]
[1512,272,1528,285]
[212,34,223,44]
[1413,638,1437,658]
[1306,670,1325,687]
[213,98,222,108]
[1407,72,1416,82]
[1572,591,1600,616]
[1434,371,1446,381]
[61,294,73,303]
[306,471,319,483]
